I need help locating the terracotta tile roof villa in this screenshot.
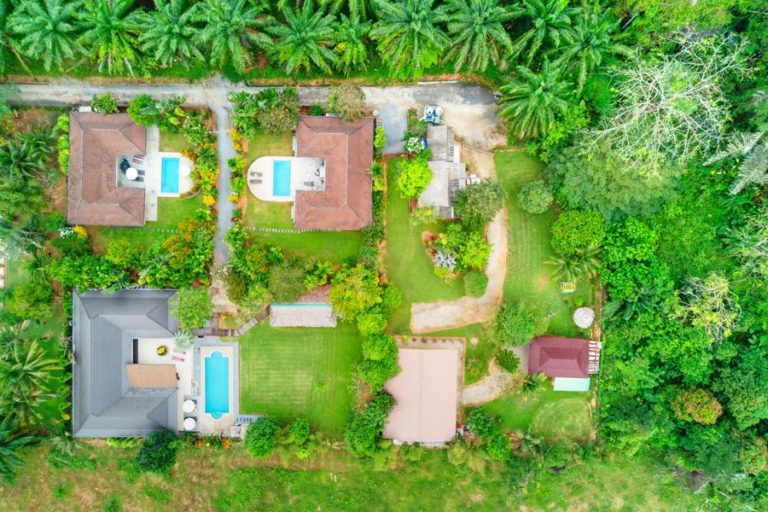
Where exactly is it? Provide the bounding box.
[294,116,374,230]
[383,347,460,444]
[528,336,591,379]
[68,112,146,226]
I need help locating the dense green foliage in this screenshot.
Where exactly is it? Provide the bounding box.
[169,287,213,331]
[134,430,180,473]
[244,416,281,458]
[343,392,394,457]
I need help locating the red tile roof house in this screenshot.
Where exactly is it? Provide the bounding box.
[67,112,147,226]
[293,116,375,230]
[528,336,602,392]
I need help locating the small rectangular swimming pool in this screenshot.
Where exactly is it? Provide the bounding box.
[161,157,180,194]
[204,350,229,419]
[272,160,291,197]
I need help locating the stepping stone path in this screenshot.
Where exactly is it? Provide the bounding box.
[0,243,6,289]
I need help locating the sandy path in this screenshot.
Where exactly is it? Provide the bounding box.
[461,360,522,406]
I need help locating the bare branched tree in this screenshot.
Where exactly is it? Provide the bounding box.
[706,131,768,195]
[677,272,740,343]
[588,34,747,172]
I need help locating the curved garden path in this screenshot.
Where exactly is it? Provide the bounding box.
[410,208,508,333]
[461,359,522,406]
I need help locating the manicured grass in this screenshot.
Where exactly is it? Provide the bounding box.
[495,151,593,337]
[89,196,204,252]
[483,382,592,443]
[238,322,362,435]
[244,131,293,164]
[385,159,465,333]
[0,443,712,512]
[159,130,195,153]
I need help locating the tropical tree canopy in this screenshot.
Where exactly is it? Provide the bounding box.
[334,13,370,75]
[269,0,337,75]
[510,0,578,64]
[370,0,449,77]
[138,0,203,68]
[436,0,518,73]
[78,0,143,75]
[498,60,572,140]
[9,0,80,71]
[195,0,272,75]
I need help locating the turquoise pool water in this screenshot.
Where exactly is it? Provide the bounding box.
[161,157,180,194]
[272,160,291,197]
[204,351,229,419]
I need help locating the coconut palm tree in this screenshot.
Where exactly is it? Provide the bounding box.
[509,0,578,65]
[370,0,449,77]
[195,0,272,75]
[78,0,143,76]
[0,416,37,483]
[0,128,54,182]
[706,131,768,195]
[321,0,372,19]
[0,339,60,425]
[498,59,572,140]
[334,13,371,75]
[551,7,629,94]
[8,0,80,72]
[548,244,601,285]
[435,0,518,73]
[270,0,337,74]
[138,0,203,68]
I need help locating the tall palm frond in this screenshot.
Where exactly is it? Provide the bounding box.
[138,0,203,68]
[320,0,372,19]
[509,0,578,65]
[269,0,337,74]
[0,340,61,425]
[370,0,449,78]
[706,132,768,195]
[78,0,143,76]
[334,13,370,75]
[0,416,38,483]
[195,0,272,75]
[8,0,80,72]
[550,6,630,94]
[498,59,572,140]
[436,0,518,73]
[0,127,54,181]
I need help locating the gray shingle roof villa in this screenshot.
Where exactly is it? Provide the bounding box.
[72,289,180,437]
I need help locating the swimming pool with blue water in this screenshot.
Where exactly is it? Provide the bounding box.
[272,160,291,197]
[204,350,229,419]
[161,157,180,194]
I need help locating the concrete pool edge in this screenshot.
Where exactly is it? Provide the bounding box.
[195,340,240,435]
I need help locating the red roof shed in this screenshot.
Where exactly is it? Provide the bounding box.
[528,336,590,379]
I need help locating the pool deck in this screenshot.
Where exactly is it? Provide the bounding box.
[196,340,239,436]
[247,156,325,203]
[158,152,195,198]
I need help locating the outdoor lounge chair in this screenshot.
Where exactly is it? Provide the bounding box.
[250,179,262,184]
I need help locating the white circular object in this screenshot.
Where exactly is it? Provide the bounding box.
[125,167,138,180]
[183,417,197,431]
[573,307,595,329]
[183,399,196,413]
[179,163,192,178]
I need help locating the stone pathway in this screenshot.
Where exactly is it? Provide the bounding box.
[461,359,523,406]
[0,243,6,289]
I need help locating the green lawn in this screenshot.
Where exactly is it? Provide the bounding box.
[385,159,465,333]
[160,130,195,153]
[238,322,362,435]
[495,151,593,337]
[483,382,592,444]
[89,196,203,252]
[244,131,293,164]
[0,442,712,512]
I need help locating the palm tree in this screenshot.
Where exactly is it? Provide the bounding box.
[370,0,449,77]
[498,60,572,140]
[334,13,371,75]
[0,217,45,254]
[0,128,54,182]
[509,0,578,65]
[195,0,272,75]
[706,132,768,195]
[552,7,629,94]
[0,416,37,483]
[8,0,80,72]
[548,244,600,285]
[321,0,372,19]
[138,0,203,68]
[269,0,337,75]
[435,0,518,73]
[0,339,60,425]
[78,0,143,76]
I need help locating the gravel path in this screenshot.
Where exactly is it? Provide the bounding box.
[461,360,522,406]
